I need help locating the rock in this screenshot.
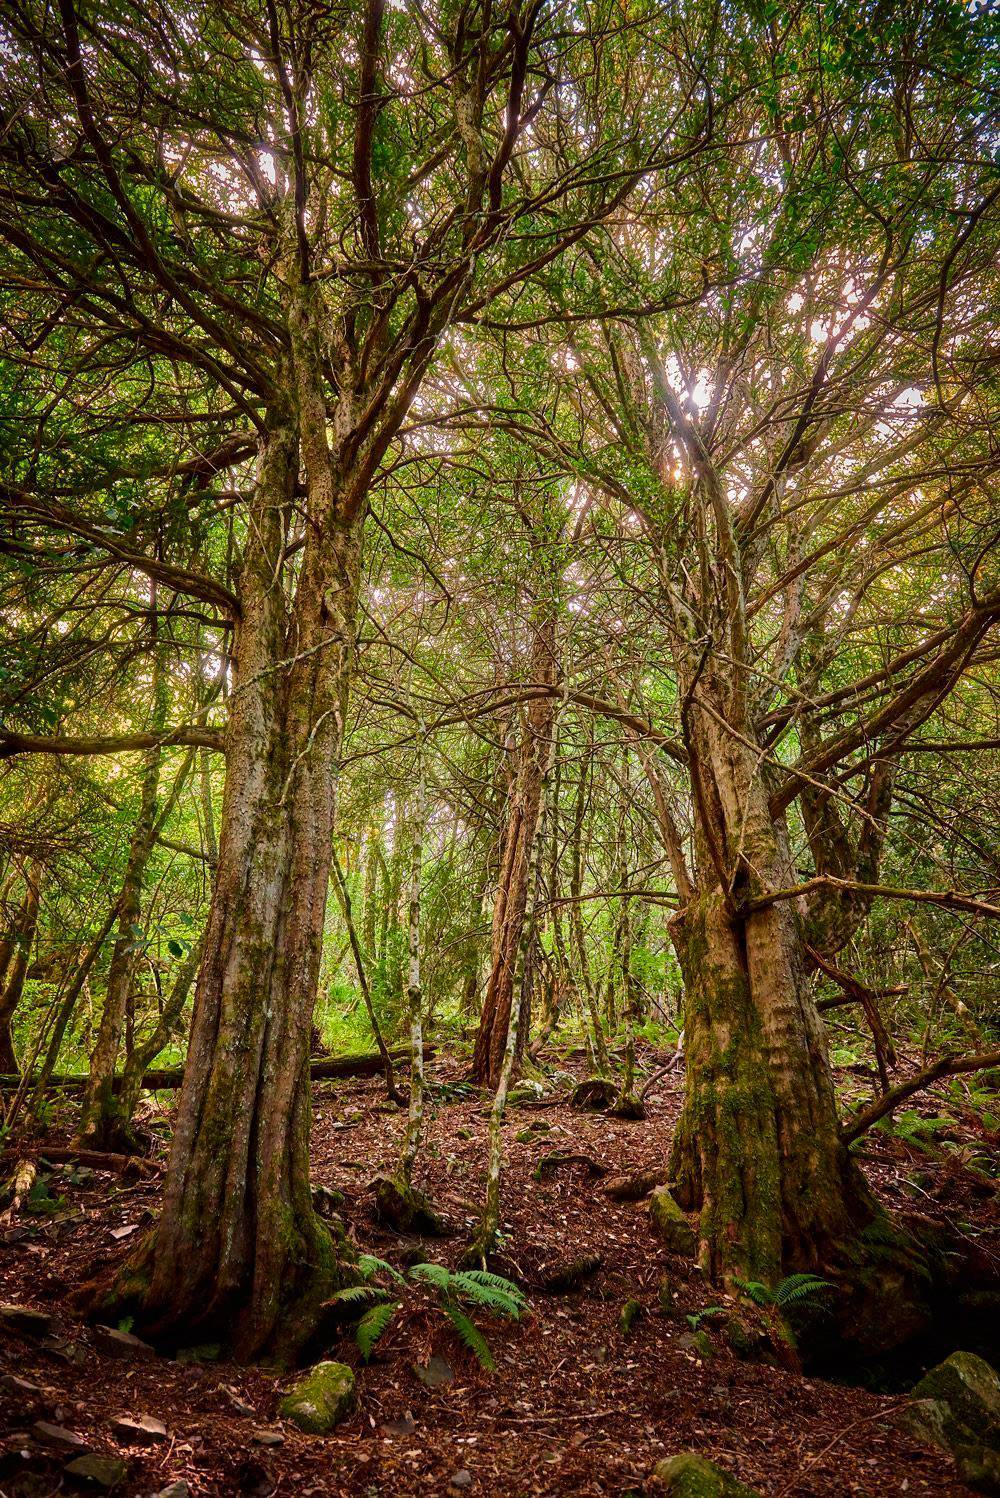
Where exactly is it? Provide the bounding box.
[311,1184,345,1218]
[381,1412,417,1436]
[413,1355,454,1390]
[608,1092,646,1121]
[456,1127,474,1141]
[64,1454,127,1490]
[92,1325,155,1360]
[957,1447,1000,1495]
[508,1079,544,1104]
[1,1373,42,1396]
[371,1174,447,1236]
[252,1429,285,1447]
[1,1303,55,1338]
[649,1187,697,1257]
[652,1452,760,1496]
[905,1352,1000,1491]
[540,1253,602,1293]
[110,1415,168,1445]
[569,1077,618,1111]
[278,1361,356,1433]
[723,1315,766,1360]
[155,1484,191,1498]
[449,1471,473,1490]
[33,1421,88,1449]
[619,1299,643,1336]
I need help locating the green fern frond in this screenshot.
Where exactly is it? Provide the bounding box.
[733,1278,772,1308]
[458,1268,528,1310]
[774,1274,832,1307]
[409,1261,452,1292]
[325,1285,381,1306]
[444,1304,495,1370]
[449,1270,525,1319]
[355,1300,399,1361]
[358,1253,405,1284]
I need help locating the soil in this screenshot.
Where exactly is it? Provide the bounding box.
[1,1045,997,1496]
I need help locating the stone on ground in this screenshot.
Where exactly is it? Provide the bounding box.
[63,1453,127,1490]
[109,1414,168,1445]
[906,1351,1000,1493]
[649,1186,697,1257]
[278,1361,356,1433]
[652,1452,760,1496]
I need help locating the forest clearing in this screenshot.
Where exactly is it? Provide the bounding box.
[0,0,998,1492]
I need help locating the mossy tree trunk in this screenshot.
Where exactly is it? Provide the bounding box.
[668,704,872,1286]
[102,360,364,1358]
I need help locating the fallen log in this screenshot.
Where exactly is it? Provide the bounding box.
[0,1045,434,1094]
[34,1147,160,1176]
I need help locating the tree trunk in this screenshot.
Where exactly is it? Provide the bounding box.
[96,407,364,1361]
[77,660,167,1149]
[471,602,556,1086]
[0,866,42,1075]
[669,715,872,1286]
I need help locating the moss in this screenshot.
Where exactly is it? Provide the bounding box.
[278,1360,356,1433]
[649,1187,697,1257]
[909,1352,1000,1453]
[652,1452,761,1496]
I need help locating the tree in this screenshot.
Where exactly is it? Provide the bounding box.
[0,0,696,1357]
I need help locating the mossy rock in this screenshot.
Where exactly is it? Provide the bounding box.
[569,1076,618,1110]
[652,1452,760,1496]
[278,1361,356,1434]
[371,1175,447,1236]
[907,1352,1000,1455]
[608,1092,646,1121]
[649,1187,696,1258]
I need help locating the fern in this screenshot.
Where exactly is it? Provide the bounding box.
[358,1252,405,1284]
[444,1304,495,1370]
[355,1300,400,1362]
[325,1284,385,1307]
[774,1274,832,1308]
[734,1274,831,1309]
[733,1278,771,1308]
[409,1261,452,1292]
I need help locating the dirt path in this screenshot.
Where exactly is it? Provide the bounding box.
[0,1048,989,1495]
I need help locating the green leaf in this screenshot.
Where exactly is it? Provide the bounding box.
[355,1300,399,1361]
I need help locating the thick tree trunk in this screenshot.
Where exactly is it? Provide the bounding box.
[97,411,364,1361]
[669,722,872,1285]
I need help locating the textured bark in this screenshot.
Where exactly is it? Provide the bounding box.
[98,395,364,1360]
[669,701,872,1284]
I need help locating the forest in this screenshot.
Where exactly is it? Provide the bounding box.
[0,0,998,1492]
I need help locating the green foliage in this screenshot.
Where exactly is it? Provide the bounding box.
[355,1301,400,1362]
[734,1274,832,1310]
[354,1256,527,1370]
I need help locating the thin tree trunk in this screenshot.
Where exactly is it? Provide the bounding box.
[401,739,428,1186]
[0,865,42,1075]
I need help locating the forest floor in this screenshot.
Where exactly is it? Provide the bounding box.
[1,1043,998,1497]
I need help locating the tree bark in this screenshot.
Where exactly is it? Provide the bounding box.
[668,705,873,1285]
[96,399,364,1360]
